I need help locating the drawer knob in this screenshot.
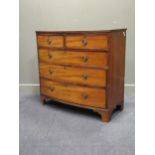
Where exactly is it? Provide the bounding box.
[81,93,89,99]
[82,74,88,80]
[81,39,87,46]
[48,69,53,74]
[48,53,52,59]
[47,39,52,45]
[81,56,88,62]
[48,86,54,92]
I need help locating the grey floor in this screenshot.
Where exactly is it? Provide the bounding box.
[20,87,135,155]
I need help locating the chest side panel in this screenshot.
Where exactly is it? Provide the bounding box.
[107,31,126,110]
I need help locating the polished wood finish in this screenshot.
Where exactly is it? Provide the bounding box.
[66,35,108,49]
[37,35,64,48]
[36,29,126,122]
[36,29,127,34]
[106,31,126,111]
[40,79,106,108]
[38,49,108,69]
[39,63,106,87]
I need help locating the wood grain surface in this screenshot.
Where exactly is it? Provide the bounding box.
[38,49,108,69]
[39,63,106,87]
[66,35,108,49]
[37,35,64,48]
[40,79,106,108]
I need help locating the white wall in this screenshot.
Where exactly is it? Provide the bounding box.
[20,0,135,84]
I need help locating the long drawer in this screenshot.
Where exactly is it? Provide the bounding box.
[38,49,108,69]
[39,63,106,87]
[40,79,106,108]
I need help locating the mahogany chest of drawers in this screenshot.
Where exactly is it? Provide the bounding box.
[36,29,126,122]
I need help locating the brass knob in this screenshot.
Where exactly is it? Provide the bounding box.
[81,39,87,46]
[81,56,88,62]
[48,86,54,92]
[81,93,89,99]
[48,52,52,59]
[47,39,52,45]
[48,68,53,74]
[82,74,88,80]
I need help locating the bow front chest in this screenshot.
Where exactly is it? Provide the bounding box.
[36,29,126,122]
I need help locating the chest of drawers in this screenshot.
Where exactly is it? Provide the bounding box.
[36,29,126,122]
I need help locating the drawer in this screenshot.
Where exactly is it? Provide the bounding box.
[40,79,106,108]
[38,49,108,68]
[66,35,108,49]
[37,35,64,48]
[39,63,106,87]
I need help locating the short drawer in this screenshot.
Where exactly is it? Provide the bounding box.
[38,49,108,68]
[37,35,64,48]
[66,35,108,49]
[39,63,106,87]
[40,79,106,108]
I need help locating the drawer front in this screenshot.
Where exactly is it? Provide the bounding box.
[66,35,108,49]
[38,49,108,68]
[40,79,106,108]
[37,35,64,48]
[39,63,106,87]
